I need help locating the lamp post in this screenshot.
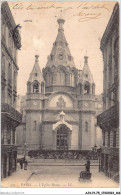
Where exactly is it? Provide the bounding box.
[98,147,101,172]
[24,142,27,158]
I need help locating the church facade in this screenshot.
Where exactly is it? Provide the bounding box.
[17,18,102,153]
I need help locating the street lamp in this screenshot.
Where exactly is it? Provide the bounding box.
[98,147,101,172]
[24,142,27,158]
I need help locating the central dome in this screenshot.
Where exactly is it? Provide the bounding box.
[46,18,75,68]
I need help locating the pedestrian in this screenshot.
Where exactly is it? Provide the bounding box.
[85,159,90,172]
[23,156,25,163]
[20,158,23,169]
[24,159,28,170]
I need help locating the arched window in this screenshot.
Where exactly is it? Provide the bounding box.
[108,131,110,147]
[113,131,116,147]
[70,73,74,87]
[33,81,39,93]
[59,54,63,60]
[34,120,37,131]
[41,82,44,94]
[72,74,74,86]
[56,71,65,85]
[53,72,57,85]
[84,82,90,94]
[57,125,69,150]
[46,73,50,86]
[85,122,88,132]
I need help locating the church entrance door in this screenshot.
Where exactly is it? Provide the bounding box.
[56,124,69,150]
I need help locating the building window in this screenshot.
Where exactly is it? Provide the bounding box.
[51,55,54,60]
[53,72,57,85]
[8,63,12,84]
[59,54,63,60]
[57,125,69,150]
[85,122,88,132]
[57,71,65,86]
[108,131,110,147]
[113,131,116,147]
[103,131,105,146]
[70,73,74,87]
[7,129,11,144]
[34,121,37,131]
[41,82,44,94]
[35,73,37,76]
[13,129,15,144]
[33,81,39,93]
[84,82,90,94]
[46,73,50,86]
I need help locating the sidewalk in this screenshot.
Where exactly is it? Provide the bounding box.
[1,168,32,188]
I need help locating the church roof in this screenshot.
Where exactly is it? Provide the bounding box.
[46,18,75,68]
[28,55,44,83]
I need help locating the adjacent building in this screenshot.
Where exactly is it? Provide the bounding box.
[16,18,102,154]
[1,2,22,179]
[97,3,119,181]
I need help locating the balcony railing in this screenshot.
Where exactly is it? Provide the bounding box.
[1,103,22,123]
[101,146,119,155]
[1,145,17,152]
[97,103,119,127]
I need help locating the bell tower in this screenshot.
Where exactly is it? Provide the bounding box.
[26,55,45,109]
[25,55,45,151]
[77,56,95,95]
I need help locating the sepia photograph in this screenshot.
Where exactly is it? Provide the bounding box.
[1,0,119,191]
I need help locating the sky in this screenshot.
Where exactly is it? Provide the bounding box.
[8,1,116,96]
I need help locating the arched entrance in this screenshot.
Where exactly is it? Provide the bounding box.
[56,124,70,150]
